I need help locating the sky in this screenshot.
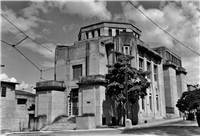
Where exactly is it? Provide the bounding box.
[1,0,200,91]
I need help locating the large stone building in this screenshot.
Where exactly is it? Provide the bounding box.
[35,22,187,127]
[0,81,35,131]
[153,47,187,118]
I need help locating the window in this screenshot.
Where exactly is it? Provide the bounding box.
[1,87,6,97]
[123,29,126,32]
[166,51,170,60]
[92,31,95,38]
[123,45,130,55]
[149,95,152,111]
[71,88,78,115]
[73,64,82,79]
[154,65,157,81]
[156,95,159,111]
[142,98,145,110]
[147,62,151,79]
[86,32,89,39]
[108,28,112,36]
[177,59,181,67]
[139,58,144,71]
[17,99,27,105]
[116,29,119,35]
[98,29,100,37]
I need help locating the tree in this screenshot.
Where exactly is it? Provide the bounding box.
[176,88,200,113]
[105,51,150,121]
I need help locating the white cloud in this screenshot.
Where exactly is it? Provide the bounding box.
[19,40,56,59]
[62,24,77,33]
[116,1,200,85]
[0,73,17,83]
[16,81,36,94]
[41,61,54,68]
[49,0,112,20]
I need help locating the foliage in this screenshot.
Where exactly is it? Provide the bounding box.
[105,51,150,107]
[176,88,200,113]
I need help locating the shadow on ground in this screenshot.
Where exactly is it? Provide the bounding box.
[121,125,200,136]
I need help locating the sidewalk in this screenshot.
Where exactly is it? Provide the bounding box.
[1,117,195,136]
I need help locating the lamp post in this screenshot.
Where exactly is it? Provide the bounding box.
[125,64,129,119]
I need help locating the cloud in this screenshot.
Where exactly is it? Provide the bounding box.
[42,28,51,35]
[16,81,36,94]
[0,73,17,82]
[0,73,35,93]
[1,0,111,61]
[41,61,54,68]
[116,1,200,84]
[62,24,78,33]
[49,0,112,20]
[19,40,56,59]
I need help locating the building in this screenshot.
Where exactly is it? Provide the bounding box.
[0,81,35,131]
[35,21,187,127]
[55,22,166,125]
[153,46,187,118]
[34,80,66,127]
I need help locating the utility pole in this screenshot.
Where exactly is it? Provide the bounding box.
[125,64,129,119]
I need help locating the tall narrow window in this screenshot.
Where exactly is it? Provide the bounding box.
[139,58,144,71]
[116,29,119,35]
[156,95,159,111]
[73,64,82,80]
[149,95,152,111]
[147,61,151,79]
[1,87,6,97]
[98,29,101,37]
[123,45,130,55]
[71,88,78,115]
[154,65,157,81]
[142,98,145,110]
[166,51,170,60]
[92,31,95,38]
[86,32,89,39]
[108,28,112,36]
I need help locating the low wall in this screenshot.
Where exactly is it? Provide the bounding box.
[76,116,96,130]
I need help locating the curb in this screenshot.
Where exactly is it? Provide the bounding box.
[1,118,184,135]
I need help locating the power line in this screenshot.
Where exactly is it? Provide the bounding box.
[1,14,55,55]
[1,13,68,72]
[1,40,41,71]
[128,1,200,56]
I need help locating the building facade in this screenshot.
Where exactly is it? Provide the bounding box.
[54,22,166,125]
[34,22,187,127]
[0,81,35,131]
[153,47,187,118]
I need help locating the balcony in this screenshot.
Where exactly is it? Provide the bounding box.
[35,80,66,92]
[163,60,177,69]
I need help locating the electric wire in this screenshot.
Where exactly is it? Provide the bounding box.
[1,14,66,73]
[1,40,41,71]
[128,1,200,56]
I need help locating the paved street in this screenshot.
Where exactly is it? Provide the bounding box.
[4,120,200,136]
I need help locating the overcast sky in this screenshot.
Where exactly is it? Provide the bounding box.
[1,0,200,90]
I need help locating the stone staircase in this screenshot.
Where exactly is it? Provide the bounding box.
[41,116,76,131]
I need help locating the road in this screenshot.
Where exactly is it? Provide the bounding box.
[5,120,200,136]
